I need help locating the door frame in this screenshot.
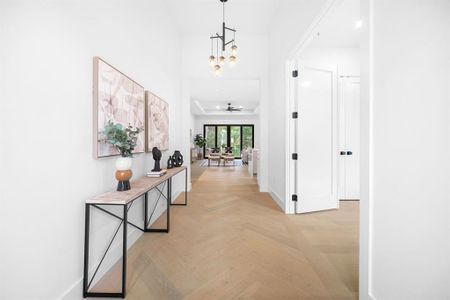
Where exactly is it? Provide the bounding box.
[283,0,374,298]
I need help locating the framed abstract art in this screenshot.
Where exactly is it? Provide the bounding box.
[93,57,145,158]
[145,91,169,151]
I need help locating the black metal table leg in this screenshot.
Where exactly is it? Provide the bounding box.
[166,179,170,232]
[168,177,172,204]
[122,204,127,298]
[145,181,170,233]
[144,192,148,230]
[83,203,133,298]
[83,204,90,298]
[82,169,189,298]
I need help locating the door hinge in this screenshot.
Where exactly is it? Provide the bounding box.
[292,70,298,78]
[292,112,298,119]
[292,153,298,160]
[292,194,298,202]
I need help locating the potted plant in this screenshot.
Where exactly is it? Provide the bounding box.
[194,134,206,159]
[103,121,143,191]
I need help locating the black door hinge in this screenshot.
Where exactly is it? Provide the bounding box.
[292,70,298,77]
[292,112,298,119]
[292,194,298,202]
[292,153,298,160]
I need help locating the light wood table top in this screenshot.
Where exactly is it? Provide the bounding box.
[86,166,187,205]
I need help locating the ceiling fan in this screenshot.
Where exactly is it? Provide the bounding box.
[225,103,243,112]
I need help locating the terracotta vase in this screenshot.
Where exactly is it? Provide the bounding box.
[115,157,132,191]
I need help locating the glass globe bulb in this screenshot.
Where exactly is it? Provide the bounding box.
[213,64,222,76]
[231,45,238,56]
[229,55,237,66]
[219,56,226,66]
[209,55,216,66]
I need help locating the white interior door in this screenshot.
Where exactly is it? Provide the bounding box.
[338,77,360,200]
[295,63,338,213]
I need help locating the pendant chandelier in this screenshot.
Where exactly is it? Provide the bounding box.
[209,0,238,76]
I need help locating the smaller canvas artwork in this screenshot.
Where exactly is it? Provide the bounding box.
[146,91,169,151]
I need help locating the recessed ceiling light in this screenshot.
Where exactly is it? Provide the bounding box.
[355,20,363,29]
[216,105,221,109]
[239,105,243,109]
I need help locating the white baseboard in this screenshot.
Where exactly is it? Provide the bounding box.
[60,189,184,300]
[269,190,285,212]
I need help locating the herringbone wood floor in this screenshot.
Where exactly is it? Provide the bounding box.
[93,164,358,299]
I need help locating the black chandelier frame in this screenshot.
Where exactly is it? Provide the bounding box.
[210,0,236,52]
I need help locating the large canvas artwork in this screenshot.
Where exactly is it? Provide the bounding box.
[93,57,145,158]
[146,91,169,151]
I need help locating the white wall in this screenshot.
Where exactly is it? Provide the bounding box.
[0,1,182,299]
[360,0,450,299]
[299,47,360,76]
[190,113,196,148]
[193,114,260,149]
[0,4,5,298]
[268,0,328,209]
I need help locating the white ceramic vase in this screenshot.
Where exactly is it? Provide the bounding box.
[116,157,132,171]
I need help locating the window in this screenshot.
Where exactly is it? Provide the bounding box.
[205,126,216,151]
[203,124,254,158]
[230,126,241,157]
[217,126,228,153]
[242,126,253,150]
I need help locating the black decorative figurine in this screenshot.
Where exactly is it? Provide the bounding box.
[172,150,184,167]
[167,155,174,169]
[151,147,162,171]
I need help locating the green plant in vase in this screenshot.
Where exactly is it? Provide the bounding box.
[194,134,206,148]
[103,121,143,191]
[194,134,206,158]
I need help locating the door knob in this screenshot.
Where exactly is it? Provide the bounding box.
[340,151,346,155]
[347,151,353,155]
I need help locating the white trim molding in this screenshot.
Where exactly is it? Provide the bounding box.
[269,191,285,212]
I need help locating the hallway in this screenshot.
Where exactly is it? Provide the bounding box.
[99,166,358,299]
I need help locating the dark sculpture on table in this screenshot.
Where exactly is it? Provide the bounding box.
[172,150,184,167]
[151,147,162,172]
[167,155,174,169]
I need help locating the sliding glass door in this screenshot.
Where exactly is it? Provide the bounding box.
[203,124,254,158]
[217,126,228,153]
[230,126,241,157]
[242,125,253,150]
[205,125,216,151]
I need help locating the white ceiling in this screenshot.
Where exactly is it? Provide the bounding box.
[166,0,281,35]
[167,0,274,116]
[308,0,361,48]
[174,0,361,116]
[190,79,260,115]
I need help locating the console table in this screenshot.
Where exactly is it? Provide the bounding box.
[83,166,187,298]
